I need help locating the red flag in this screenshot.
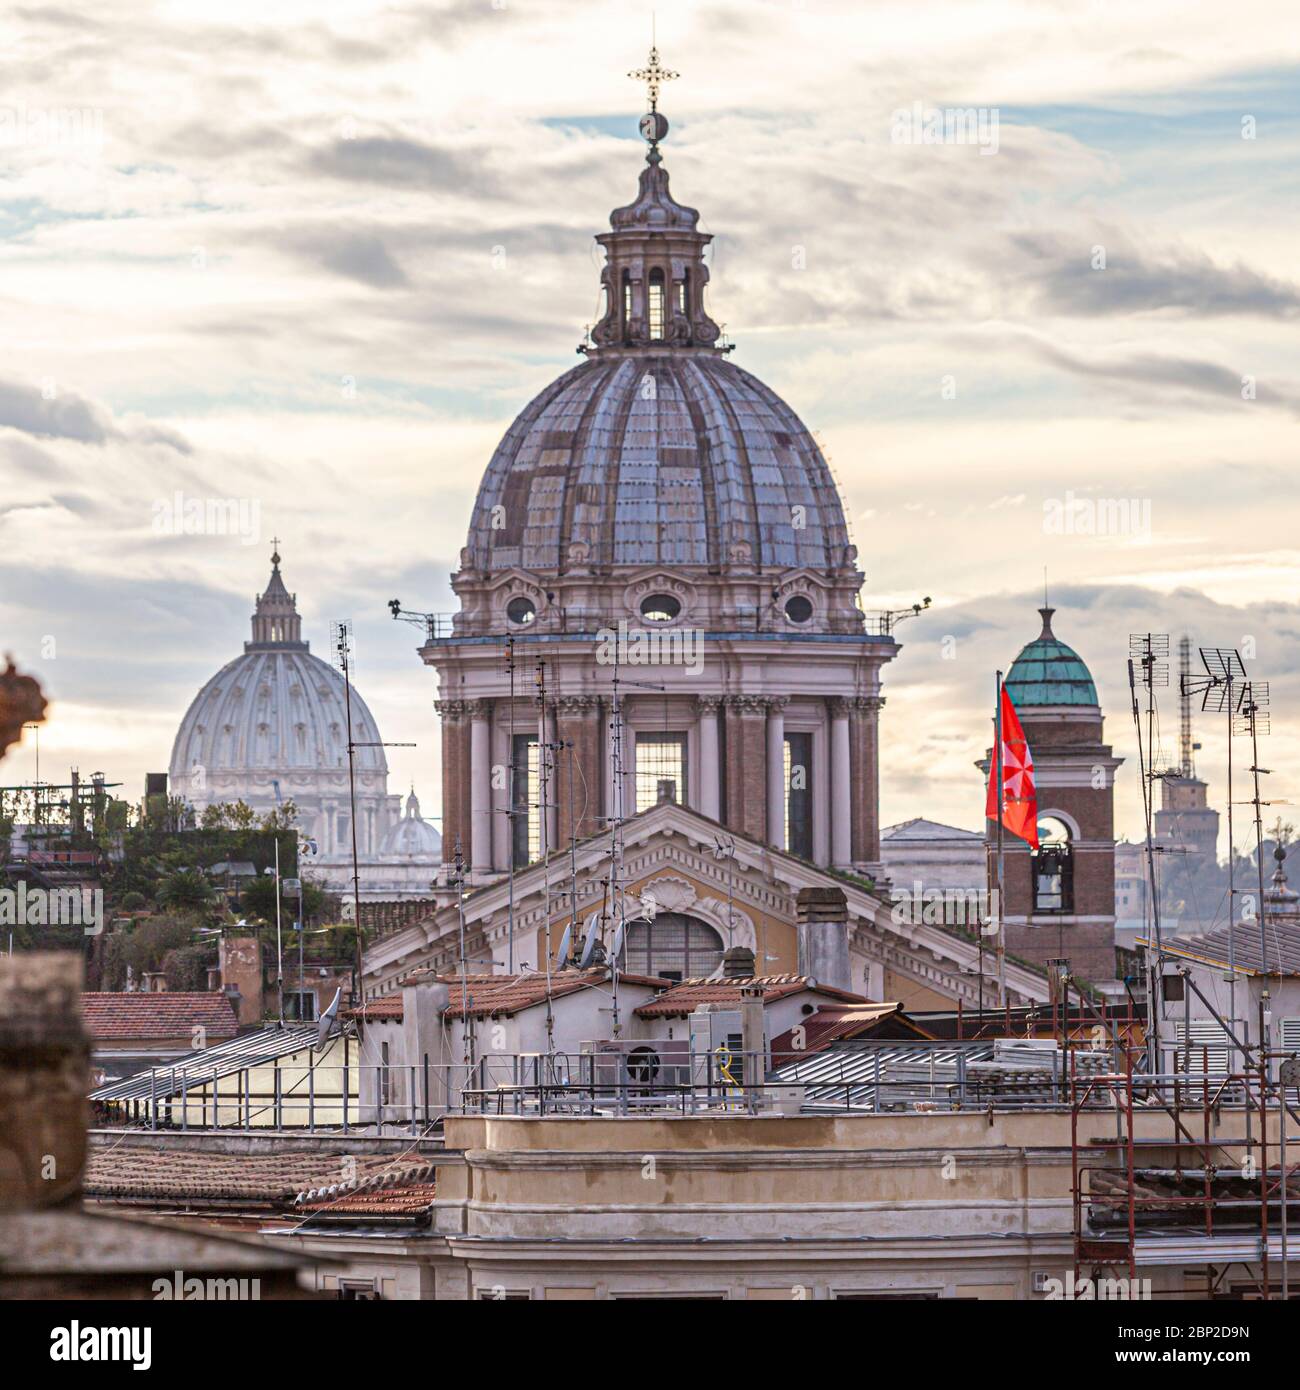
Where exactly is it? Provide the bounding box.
[986,685,1040,849]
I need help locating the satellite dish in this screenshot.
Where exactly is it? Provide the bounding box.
[611,922,626,967]
[554,924,572,970]
[316,986,341,1048]
[578,917,601,970]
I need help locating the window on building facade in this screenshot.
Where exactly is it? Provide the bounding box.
[648,268,665,340]
[635,732,686,811]
[622,271,632,333]
[379,1039,391,1106]
[622,913,725,982]
[285,990,316,1022]
[1033,815,1074,913]
[511,732,540,867]
[784,731,813,859]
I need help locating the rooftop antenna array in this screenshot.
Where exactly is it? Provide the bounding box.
[1236,678,1272,973]
[536,658,557,1056]
[1127,632,1169,1068]
[1178,635,1197,778]
[605,644,628,1036]
[1183,647,1247,1027]
[450,838,473,1070]
[506,638,517,972]
[335,616,417,1004]
[331,620,365,998]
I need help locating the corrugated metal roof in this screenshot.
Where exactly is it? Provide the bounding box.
[89,1022,335,1102]
[770,1041,995,1111]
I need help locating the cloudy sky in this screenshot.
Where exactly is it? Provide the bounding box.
[1,0,1296,853]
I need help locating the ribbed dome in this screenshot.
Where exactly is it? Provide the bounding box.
[169,649,387,791]
[169,553,387,803]
[1005,608,1098,708]
[464,354,853,574]
[379,790,442,859]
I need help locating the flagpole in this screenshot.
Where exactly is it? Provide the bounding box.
[995,670,1006,1006]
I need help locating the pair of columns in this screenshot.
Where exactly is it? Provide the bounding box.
[440,691,882,875]
[696,694,851,866]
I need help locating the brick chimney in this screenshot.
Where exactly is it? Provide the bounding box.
[219,932,264,1025]
[0,953,88,1211]
[796,885,852,993]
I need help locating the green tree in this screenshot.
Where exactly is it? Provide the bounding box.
[156,866,214,910]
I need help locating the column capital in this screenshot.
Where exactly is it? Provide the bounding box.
[696,694,724,715]
[767,695,790,713]
[435,698,470,722]
[829,696,854,718]
[723,694,770,715]
[556,694,601,716]
[465,698,493,719]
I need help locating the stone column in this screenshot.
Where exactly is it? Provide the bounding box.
[765,697,787,851]
[556,696,602,848]
[696,695,721,822]
[829,697,852,868]
[435,699,469,865]
[723,696,768,843]
[469,700,492,873]
[851,695,884,867]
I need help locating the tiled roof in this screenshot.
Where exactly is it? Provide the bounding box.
[293,1182,439,1225]
[633,974,868,1018]
[392,968,669,1019]
[82,991,239,1042]
[86,1148,432,1206]
[768,1003,933,1066]
[344,995,405,1022]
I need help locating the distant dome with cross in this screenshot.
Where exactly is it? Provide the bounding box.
[169,546,400,861]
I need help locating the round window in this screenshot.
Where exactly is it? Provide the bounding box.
[784,595,814,624]
[506,596,536,626]
[640,593,681,622]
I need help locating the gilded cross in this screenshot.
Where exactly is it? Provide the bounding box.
[629,46,678,112]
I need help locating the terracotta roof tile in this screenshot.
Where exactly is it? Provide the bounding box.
[85,1148,432,1205]
[343,995,405,1022]
[633,974,869,1019]
[82,992,239,1042]
[389,968,669,1019]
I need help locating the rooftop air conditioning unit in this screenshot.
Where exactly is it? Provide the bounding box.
[581,1039,692,1091]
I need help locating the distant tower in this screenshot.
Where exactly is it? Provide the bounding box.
[1153,635,1220,863]
[981,607,1123,983]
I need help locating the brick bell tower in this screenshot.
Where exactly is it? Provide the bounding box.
[981,607,1123,984]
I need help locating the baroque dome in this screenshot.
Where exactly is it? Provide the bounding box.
[169,553,387,813]
[466,355,853,573]
[461,117,853,578]
[1005,607,1099,709]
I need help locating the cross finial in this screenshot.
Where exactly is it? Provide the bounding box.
[270,536,282,565]
[629,45,678,113]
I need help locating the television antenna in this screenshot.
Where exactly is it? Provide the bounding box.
[1128,632,1170,1067]
[332,619,415,1002]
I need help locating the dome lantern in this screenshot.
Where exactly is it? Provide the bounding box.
[248,543,304,650]
[587,50,722,353]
